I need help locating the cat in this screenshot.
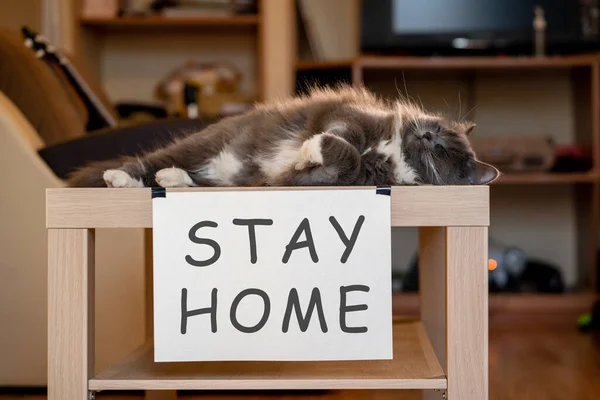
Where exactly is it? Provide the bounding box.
[66,85,499,188]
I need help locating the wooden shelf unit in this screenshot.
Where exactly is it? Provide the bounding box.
[46,186,489,399]
[294,53,600,295]
[89,319,445,391]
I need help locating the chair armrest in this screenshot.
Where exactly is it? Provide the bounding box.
[39,117,214,180]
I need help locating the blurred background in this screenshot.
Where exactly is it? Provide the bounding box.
[1,0,600,399]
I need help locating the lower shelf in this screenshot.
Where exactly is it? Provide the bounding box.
[392,292,598,318]
[89,319,446,391]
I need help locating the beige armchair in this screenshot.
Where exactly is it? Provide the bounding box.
[0,91,147,386]
[0,26,212,387]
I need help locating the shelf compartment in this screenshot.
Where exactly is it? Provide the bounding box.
[392,292,597,314]
[80,15,259,30]
[89,319,446,391]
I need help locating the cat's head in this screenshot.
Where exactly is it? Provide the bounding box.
[397,110,499,185]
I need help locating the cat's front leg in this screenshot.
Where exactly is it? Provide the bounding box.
[103,167,195,188]
[295,133,338,170]
[103,169,145,188]
[294,132,361,185]
[155,167,197,187]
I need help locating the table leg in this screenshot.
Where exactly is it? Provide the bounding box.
[447,226,488,399]
[419,227,447,400]
[48,229,95,400]
[419,226,488,400]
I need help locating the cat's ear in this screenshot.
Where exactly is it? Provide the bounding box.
[464,123,476,136]
[469,159,500,185]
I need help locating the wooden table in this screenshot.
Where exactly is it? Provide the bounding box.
[46,186,489,400]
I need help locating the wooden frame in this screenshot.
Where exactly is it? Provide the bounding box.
[46,186,489,399]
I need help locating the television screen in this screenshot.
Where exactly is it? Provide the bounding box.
[361,0,598,55]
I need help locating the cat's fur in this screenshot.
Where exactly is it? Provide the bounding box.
[67,85,499,188]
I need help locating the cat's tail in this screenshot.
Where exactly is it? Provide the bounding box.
[66,158,125,187]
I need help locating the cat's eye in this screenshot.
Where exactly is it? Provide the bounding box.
[435,125,442,134]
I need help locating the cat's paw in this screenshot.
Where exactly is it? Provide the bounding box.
[295,133,330,170]
[156,167,194,187]
[103,169,143,188]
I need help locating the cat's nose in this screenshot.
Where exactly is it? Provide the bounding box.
[422,132,433,141]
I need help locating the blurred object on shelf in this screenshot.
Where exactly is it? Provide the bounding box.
[492,256,565,292]
[398,237,565,294]
[515,259,565,293]
[82,0,119,18]
[578,300,600,332]
[391,270,404,293]
[155,61,253,119]
[471,136,593,174]
[161,0,233,17]
[533,5,547,57]
[550,145,594,172]
[184,82,199,119]
[120,0,153,15]
[487,237,528,290]
[231,0,257,14]
[148,0,256,17]
[470,135,555,173]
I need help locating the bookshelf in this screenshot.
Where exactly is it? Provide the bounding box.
[72,0,295,104]
[293,4,600,313]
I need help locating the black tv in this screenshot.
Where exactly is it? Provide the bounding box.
[360,0,600,56]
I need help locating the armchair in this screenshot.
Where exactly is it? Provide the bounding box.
[0,27,210,386]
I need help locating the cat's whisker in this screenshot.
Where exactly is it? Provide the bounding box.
[424,155,434,183]
[441,96,449,109]
[459,105,478,125]
[401,71,411,105]
[416,95,425,112]
[410,115,421,135]
[394,77,407,102]
[456,91,463,124]
[426,152,442,185]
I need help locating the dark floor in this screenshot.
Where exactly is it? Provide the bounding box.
[2,323,600,400]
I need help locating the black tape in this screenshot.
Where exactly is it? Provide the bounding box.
[152,187,166,198]
[376,186,391,196]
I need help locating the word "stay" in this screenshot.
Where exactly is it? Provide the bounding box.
[185,215,366,267]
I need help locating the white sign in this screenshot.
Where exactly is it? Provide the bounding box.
[152,189,392,362]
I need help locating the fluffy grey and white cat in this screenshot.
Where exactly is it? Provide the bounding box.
[67,85,499,188]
